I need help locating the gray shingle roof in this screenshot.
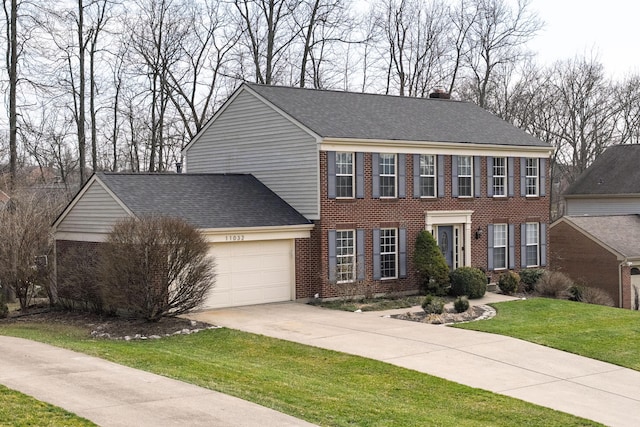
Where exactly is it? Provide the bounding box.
[97,172,310,229]
[565,145,640,196]
[562,215,640,258]
[246,83,548,147]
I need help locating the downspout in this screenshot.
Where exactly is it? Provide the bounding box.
[619,259,629,308]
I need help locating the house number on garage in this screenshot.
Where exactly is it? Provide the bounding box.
[225,235,245,241]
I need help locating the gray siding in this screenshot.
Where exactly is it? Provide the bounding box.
[567,197,640,216]
[57,181,130,234]
[185,89,319,218]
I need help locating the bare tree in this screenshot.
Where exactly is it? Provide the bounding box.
[0,191,65,311]
[462,0,542,107]
[377,0,448,97]
[98,216,216,321]
[3,0,18,190]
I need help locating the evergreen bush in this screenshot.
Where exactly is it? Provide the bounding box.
[453,296,470,313]
[520,268,545,292]
[450,267,487,299]
[422,295,445,314]
[498,271,520,295]
[414,231,450,296]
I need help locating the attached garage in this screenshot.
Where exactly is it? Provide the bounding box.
[203,239,294,309]
[53,172,312,309]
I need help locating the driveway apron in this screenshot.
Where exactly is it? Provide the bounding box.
[189,300,640,427]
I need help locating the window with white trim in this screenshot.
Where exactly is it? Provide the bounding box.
[493,224,507,270]
[458,156,473,197]
[493,157,507,197]
[336,230,355,283]
[380,228,397,279]
[419,154,436,197]
[525,222,540,266]
[525,158,539,196]
[335,152,354,198]
[379,154,397,198]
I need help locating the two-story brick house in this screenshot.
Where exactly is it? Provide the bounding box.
[182,83,552,302]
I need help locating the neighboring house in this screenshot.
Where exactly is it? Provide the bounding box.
[552,144,640,309]
[181,83,552,303]
[55,83,552,309]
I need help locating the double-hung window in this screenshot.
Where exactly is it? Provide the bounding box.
[379,228,397,279]
[525,222,540,267]
[525,158,539,196]
[493,224,508,270]
[379,154,397,198]
[335,152,354,198]
[492,157,507,197]
[457,156,473,197]
[336,230,355,283]
[419,154,436,197]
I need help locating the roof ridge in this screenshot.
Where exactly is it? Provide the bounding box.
[246,82,464,104]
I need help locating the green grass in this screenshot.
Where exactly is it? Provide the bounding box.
[0,321,600,426]
[456,297,640,370]
[0,384,95,426]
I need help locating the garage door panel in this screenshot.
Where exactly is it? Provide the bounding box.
[202,240,294,309]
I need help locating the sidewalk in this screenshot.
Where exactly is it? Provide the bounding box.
[189,295,640,427]
[0,335,316,427]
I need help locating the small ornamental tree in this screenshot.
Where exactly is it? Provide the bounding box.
[98,216,216,322]
[414,230,450,295]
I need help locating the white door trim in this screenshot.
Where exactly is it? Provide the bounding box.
[425,210,474,267]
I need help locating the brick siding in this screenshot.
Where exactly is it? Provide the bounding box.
[299,151,550,300]
[550,221,624,307]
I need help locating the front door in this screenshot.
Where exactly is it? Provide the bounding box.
[438,226,454,270]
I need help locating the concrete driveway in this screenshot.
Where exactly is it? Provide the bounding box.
[0,335,316,427]
[188,297,640,427]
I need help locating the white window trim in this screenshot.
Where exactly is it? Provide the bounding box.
[379,153,397,198]
[458,155,473,198]
[525,222,540,267]
[336,229,356,283]
[419,154,436,198]
[335,152,355,199]
[493,157,507,198]
[525,158,539,197]
[380,228,398,280]
[493,223,508,270]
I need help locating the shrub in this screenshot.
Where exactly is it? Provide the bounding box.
[453,296,470,313]
[535,271,573,299]
[578,287,615,307]
[568,285,584,302]
[0,290,8,318]
[98,216,216,322]
[422,295,445,314]
[450,267,487,299]
[498,271,520,295]
[414,231,450,296]
[520,268,544,292]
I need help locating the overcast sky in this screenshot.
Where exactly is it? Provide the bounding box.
[529,0,638,78]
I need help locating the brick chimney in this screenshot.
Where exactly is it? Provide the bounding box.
[429,88,451,99]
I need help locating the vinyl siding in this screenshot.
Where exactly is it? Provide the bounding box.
[185,89,319,218]
[567,197,640,216]
[57,181,130,233]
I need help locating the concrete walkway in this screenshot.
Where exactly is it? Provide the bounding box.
[0,335,316,427]
[189,295,640,427]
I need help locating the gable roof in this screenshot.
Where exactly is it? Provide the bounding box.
[244,83,548,147]
[565,144,640,196]
[94,172,310,229]
[554,215,640,259]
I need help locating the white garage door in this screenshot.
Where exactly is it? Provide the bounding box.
[202,240,294,309]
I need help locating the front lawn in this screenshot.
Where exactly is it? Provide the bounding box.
[0,384,95,426]
[456,298,640,370]
[0,321,600,426]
